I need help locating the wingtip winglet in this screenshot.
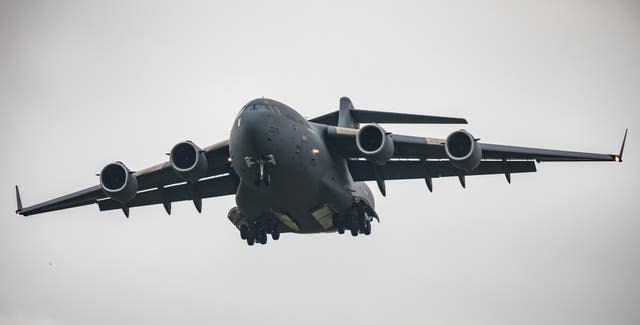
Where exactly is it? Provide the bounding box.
[620,128,628,158]
[15,185,23,215]
[613,128,628,163]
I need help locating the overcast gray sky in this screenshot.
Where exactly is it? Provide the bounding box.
[1,0,639,324]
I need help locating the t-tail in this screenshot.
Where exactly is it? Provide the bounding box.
[310,96,468,128]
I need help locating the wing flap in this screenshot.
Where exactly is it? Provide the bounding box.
[97,174,238,211]
[348,160,536,182]
[479,143,616,162]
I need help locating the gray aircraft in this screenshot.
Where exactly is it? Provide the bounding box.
[15,97,627,245]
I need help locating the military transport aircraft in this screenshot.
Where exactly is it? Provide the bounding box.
[15,97,627,245]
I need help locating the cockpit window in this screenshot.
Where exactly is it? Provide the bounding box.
[243,103,267,111]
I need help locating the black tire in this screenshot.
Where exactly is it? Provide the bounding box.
[247,237,255,246]
[363,220,371,235]
[333,215,345,234]
[350,227,359,237]
[271,229,280,240]
[240,225,248,240]
[259,232,268,244]
[264,174,271,186]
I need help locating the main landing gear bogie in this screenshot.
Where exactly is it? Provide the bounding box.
[333,210,374,238]
[240,219,281,246]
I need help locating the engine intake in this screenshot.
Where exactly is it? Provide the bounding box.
[100,162,138,203]
[445,130,482,171]
[356,124,394,165]
[170,141,208,181]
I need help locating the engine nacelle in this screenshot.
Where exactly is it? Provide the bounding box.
[100,162,138,203]
[445,130,482,171]
[170,141,208,181]
[356,124,395,165]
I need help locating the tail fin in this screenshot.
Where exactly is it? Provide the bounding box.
[309,97,468,127]
[338,97,359,128]
[15,185,23,214]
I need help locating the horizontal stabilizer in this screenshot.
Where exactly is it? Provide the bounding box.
[351,109,467,124]
[310,109,467,125]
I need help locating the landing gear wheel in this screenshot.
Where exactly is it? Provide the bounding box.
[263,174,271,186]
[271,225,280,240]
[240,224,249,240]
[333,215,345,235]
[350,226,359,237]
[259,232,268,245]
[247,237,255,246]
[363,220,371,235]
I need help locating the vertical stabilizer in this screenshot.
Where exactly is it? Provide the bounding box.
[338,97,359,129]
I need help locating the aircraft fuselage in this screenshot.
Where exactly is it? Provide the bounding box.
[229,98,375,234]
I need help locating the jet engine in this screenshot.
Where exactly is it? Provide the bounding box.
[356,124,395,165]
[170,141,208,181]
[445,130,482,171]
[99,162,138,203]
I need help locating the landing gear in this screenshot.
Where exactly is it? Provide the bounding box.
[241,218,280,246]
[257,231,268,245]
[333,215,346,234]
[246,154,275,187]
[240,224,249,240]
[362,220,371,235]
[263,173,271,186]
[271,226,280,240]
[335,208,374,237]
[254,169,271,187]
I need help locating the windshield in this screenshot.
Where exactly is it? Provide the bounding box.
[244,103,267,111]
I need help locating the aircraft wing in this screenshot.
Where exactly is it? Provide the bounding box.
[16,140,237,217]
[328,128,625,162]
[327,126,626,193]
[389,135,622,162]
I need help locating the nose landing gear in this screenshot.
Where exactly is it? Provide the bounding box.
[245,154,276,187]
